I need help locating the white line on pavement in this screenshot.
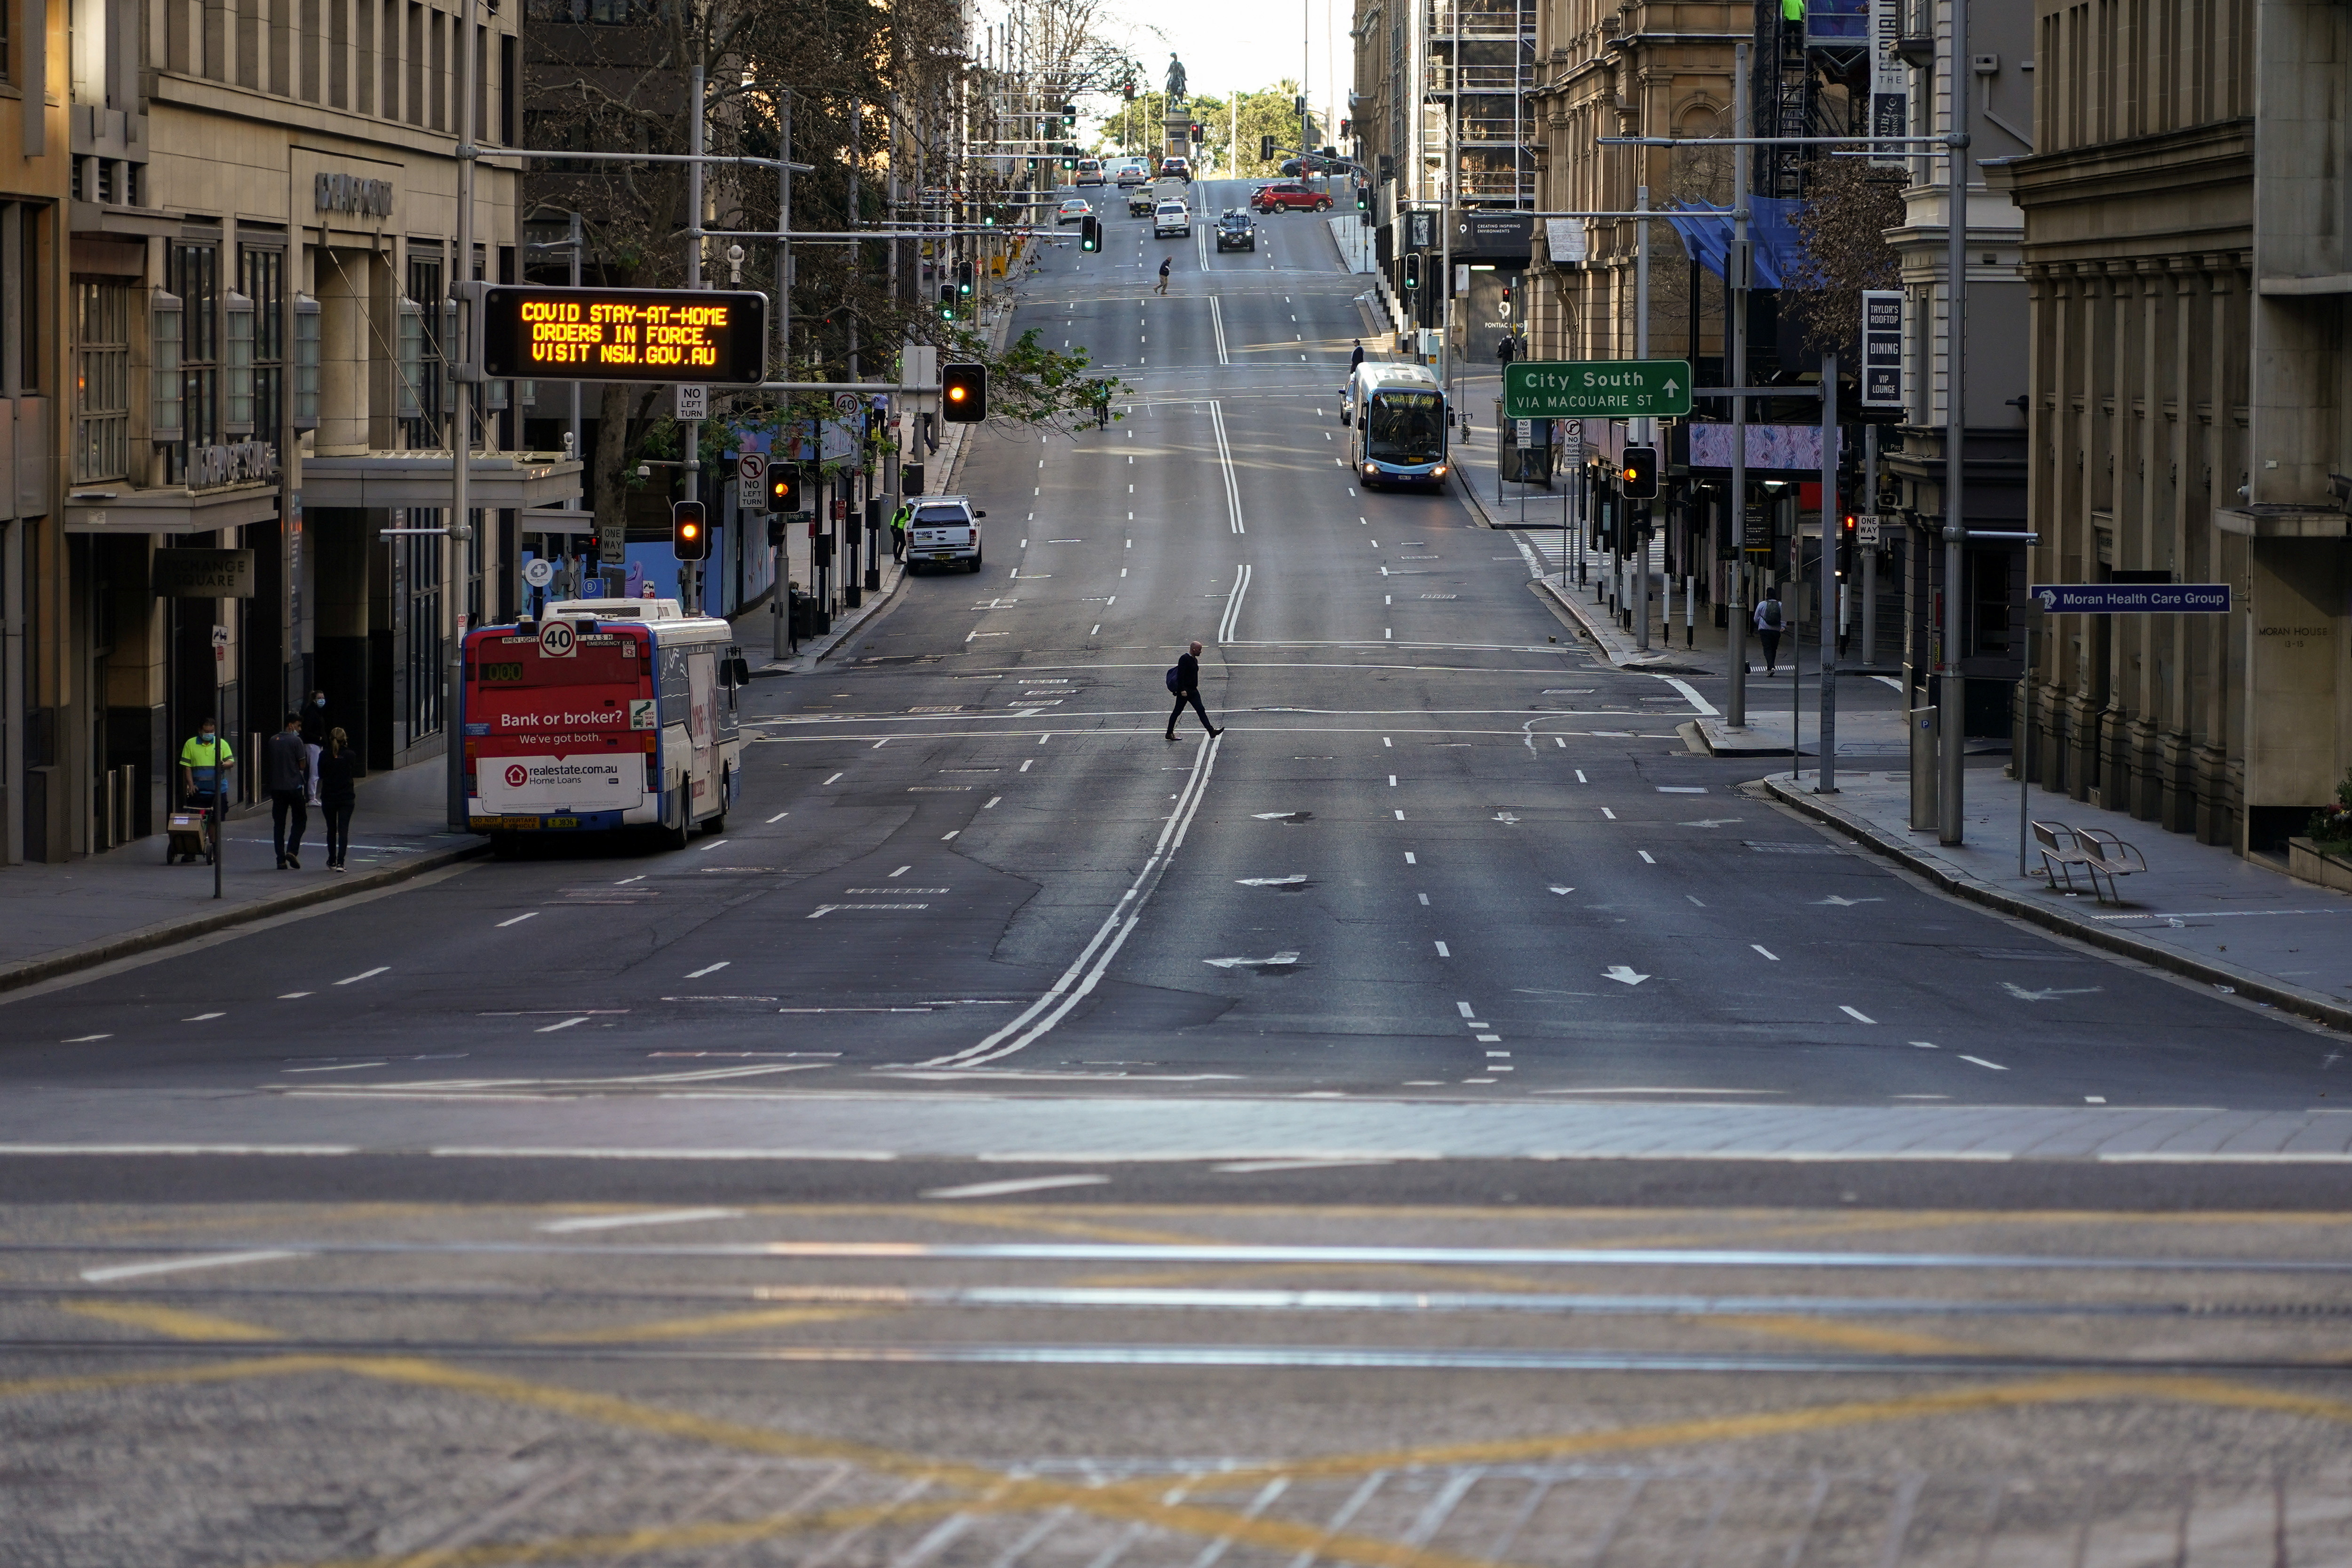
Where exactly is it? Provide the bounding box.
[685,963,731,979]
[334,967,389,986]
[536,1017,591,1033]
[1752,945,1780,961]
[538,1207,743,1233]
[922,1174,1110,1200]
[1960,1055,2008,1071]
[1841,1006,1878,1024]
[81,1250,304,1283]
[496,913,539,927]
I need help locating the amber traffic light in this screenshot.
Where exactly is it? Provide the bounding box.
[671,501,708,561]
[941,362,986,423]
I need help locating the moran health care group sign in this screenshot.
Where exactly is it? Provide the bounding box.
[2031,583,2233,613]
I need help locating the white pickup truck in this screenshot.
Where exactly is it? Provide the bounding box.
[906,495,986,573]
[1152,182,1192,238]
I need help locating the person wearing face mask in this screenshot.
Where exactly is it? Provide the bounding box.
[299,691,332,806]
[175,719,234,864]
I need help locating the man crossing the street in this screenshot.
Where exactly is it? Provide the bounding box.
[1165,641,1223,741]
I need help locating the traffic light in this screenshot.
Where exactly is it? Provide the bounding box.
[1260,135,1276,161]
[941,362,986,423]
[1081,216,1101,252]
[1621,446,1659,500]
[765,460,802,514]
[1356,185,1368,211]
[938,284,956,320]
[1062,103,1077,129]
[1122,78,1136,100]
[1500,279,1513,315]
[671,501,708,561]
[956,261,974,297]
[1340,118,1351,138]
[1191,123,1204,143]
[1401,252,1422,292]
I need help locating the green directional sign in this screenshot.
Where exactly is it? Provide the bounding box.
[1503,359,1693,420]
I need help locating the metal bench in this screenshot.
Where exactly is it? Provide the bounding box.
[2031,820,2147,904]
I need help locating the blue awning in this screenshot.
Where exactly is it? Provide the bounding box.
[1664,198,1809,290]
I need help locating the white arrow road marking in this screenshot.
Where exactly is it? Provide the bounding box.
[1840,1006,1877,1024]
[1494,812,1521,825]
[1680,818,1742,828]
[1603,966,1650,986]
[1203,951,1302,969]
[1236,875,1309,887]
[2002,982,2105,1001]
[1960,1056,2009,1071]
[1549,885,1575,894]
[1815,896,1885,907]
[1252,811,1312,822]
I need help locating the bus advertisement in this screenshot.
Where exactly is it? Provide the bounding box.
[1342,363,1451,489]
[462,598,747,851]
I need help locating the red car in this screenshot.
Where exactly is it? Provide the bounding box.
[1251,182,1333,213]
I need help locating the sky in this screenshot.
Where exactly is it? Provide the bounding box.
[1093,0,1352,154]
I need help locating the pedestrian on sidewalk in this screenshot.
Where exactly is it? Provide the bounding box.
[889,500,911,562]
[1349,340,1365,373]
[1496,333,1516,366]
[1754,588,1785,677]
[1164,640,1224,740]
[177,720,234,863]
[264,712,313,869]
[1156,257,1171,295]
[299,690,332,804]
[318,727,358,871]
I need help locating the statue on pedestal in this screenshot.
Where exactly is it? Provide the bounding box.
[1165,54,1187,102]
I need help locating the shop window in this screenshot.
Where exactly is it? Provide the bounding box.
[167,241,220,484]
[240,246,285,442]
[73,280,132,482]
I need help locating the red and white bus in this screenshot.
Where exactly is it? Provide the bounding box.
[462,597,747,851]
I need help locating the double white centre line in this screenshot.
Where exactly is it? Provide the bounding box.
[1217,564,1253,643]
[1208,400,1246,534]
[1208,295,1229,365]
[914,732,1226,1070]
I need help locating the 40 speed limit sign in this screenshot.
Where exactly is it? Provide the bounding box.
[538,619,577,659]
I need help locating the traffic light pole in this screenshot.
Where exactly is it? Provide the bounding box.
[1727,44,1751,731]
[682,62,706,617]
[1817,350,1840,793]
[1634,184,1649,654]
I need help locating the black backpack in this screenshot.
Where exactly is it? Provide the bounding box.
[1165,664,1183,693]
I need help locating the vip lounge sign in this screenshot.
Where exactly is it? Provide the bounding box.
[186,440,280,491]
[1861,290,1903,409]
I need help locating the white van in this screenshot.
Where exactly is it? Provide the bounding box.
[906,494,986,573]
[1153,199,1192,238]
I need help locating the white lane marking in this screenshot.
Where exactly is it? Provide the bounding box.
[1603,966,1650,986]
[1383,737,1392,747]
[1911,1041,1939,1048]
[1817,896,1883,906]
[1556,737,1566,748]
[1657,787,1707,794]
[60,1034,111,1043]
[872,739,891,749]
[1575,770,1588,783]
[917,732,1225,1070]
[615,875,646,885]
[497,913,541,928]
[766,811,791,824]
[1204,951,1302,969]
[81,1250,304,1283]
[1091,624,1101,636]
[334,967,389,986]
[942,831,960,840]
[277,992,312,999]
[824,772,845,785]
[536,1016,592,1033]
[985,796,1001,808]
[1644,673,1720,716]
[1389,775,1398,786]
[183,1011,226,1022]
[1237,875,1309,887]
[2085,1095,2106,1104]
[1840,1005,1878,1024]
[685,962,731,979]
[1685,897,1705,907]
[1020,759,1034,772]
[1208,401,1247,534]
[538,1207,743,1233]
[1404,852,1416,864]
[1434,942,1451,957]
[807,905,840,920]
[1213,1158,1393,1174]
[1549,885,1573,894]
[1456,1001,1475,1016]
[2003,982,2105,1001]
[891,866,912,877]
[1601,807,1616,819]
[1960,1055,2009,1071]
[695,838,730,853]
[1217,563,1253,642]
[1751,945,1780,961]
[1209,294,1229,363]
[923,1174,1110,1200]
[1637,851,1656,864]
[1394,810,1405,820]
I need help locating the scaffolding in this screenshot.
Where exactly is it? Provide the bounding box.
[1424,0,1536,207]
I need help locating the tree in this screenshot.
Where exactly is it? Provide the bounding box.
[1781,156,1903,367]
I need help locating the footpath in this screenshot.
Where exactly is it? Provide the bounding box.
[0,754,484,995]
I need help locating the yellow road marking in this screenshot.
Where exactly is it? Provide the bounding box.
[0,1355,344,1402]
[529,1305,878,1344]
[64,1300,284,1340]
[1711,1314,1994,1358]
